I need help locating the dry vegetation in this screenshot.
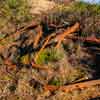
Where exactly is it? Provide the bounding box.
[0,0,100,100]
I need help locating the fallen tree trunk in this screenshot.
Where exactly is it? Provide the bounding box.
[44,79,100,92]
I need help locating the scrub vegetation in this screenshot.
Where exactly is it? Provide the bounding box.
[0,0,100,100]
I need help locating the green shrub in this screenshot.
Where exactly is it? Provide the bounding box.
[49,78,62,86]
[36,48,64,64]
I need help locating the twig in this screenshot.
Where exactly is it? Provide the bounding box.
[31,62,49,70]
[4,59,50,71]
[3,59,16,70]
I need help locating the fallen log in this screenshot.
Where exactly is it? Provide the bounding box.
[44,79,100,92]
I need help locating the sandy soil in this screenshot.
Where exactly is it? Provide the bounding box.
[28,0,56,15]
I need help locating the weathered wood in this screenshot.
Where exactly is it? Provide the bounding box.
[34,25,43,48]
[55,22,80,48]
[31,62,49,70]
[44,79,100,92]
[67,35,100,44]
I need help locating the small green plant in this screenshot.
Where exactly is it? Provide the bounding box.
[49,78,62,86]
[36,48,64,64]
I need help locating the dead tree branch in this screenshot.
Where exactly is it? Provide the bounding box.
[55,22,80,48]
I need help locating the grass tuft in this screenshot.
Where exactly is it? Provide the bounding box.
[36,48,64,64]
